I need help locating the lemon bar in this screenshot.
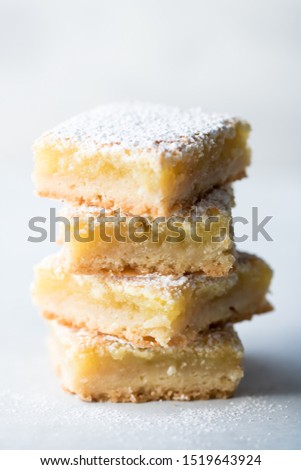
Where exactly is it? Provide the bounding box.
[33,103,250,216]
[61,187,235,276]
[33,252,272,346]
[49,322,244,402]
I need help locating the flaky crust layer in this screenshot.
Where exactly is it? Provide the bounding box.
[43,300,272,349]
[64,252,235,277]
[60,383,238,403]
[36,171,246,217]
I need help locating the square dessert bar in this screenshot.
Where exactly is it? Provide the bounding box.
[49,322,244,402]
[33,252,272,347]
[61,187,235,276]
[33,103,251,216]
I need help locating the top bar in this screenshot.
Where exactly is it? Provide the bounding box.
[33,103,251,216]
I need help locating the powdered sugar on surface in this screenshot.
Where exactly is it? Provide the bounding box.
[1,324,301,450]
[34,103,247,157]
[0,384,297,450]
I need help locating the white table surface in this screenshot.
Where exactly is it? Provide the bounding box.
[0,167,300,450]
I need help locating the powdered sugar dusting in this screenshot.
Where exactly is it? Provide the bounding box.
[34,103,247,157]
[1,383,294,449]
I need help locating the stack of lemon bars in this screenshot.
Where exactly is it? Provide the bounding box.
[32,103,273,402]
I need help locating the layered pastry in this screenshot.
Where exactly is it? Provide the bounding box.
[32,252,272,346]
[60,187,235,276]
[49,321,244,402]
[33,103,251,216]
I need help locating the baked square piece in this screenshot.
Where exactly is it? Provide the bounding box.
[61,187,235,276]
[33,252,272,346]
[33,103,251,216]
[49,322,244,402]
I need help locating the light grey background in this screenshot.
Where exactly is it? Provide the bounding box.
[0,0,300,450]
